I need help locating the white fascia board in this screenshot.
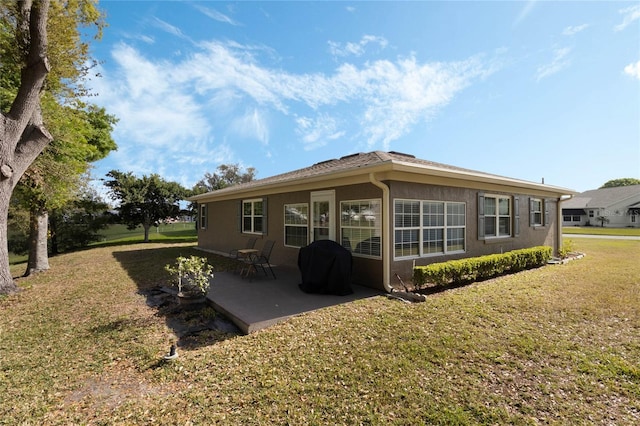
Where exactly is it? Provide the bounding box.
[188,163,391,203]
[390,161,577,197]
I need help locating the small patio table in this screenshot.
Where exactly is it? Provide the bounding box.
[237,249,259,277]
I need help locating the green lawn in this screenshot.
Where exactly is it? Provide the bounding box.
[1,238,639,424]
[92,222,198,245]
[563,226,640,236]
[9,222,197,265]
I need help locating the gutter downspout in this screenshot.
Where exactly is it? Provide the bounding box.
[369,173,393,293]
[557,194,573,255]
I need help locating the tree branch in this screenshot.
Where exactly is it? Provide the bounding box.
[5,0,51,146]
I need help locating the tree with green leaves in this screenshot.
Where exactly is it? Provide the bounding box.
[48,183,113,254]
[18,102,116,276]
[104,171,187,243]
[193,164,256,193]
[1,1,113,279]
[0,0,53,294]
[190,164,256,223]
[600,178,640,188]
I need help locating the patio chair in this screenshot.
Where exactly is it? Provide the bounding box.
[243,240,276,279]
[229,237,257,259]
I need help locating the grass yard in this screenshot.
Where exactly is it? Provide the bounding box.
[563,226,640,236]
[9,222,197,265]
[1,238,639,424]
[92,222,198,245]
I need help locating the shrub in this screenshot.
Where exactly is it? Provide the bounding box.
[165,255,214,296]
[558,239,575,259]
[413,246,552,288]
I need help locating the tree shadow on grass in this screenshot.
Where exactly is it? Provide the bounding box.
[112,245,242,350]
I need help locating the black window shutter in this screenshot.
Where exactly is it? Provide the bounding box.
[202,204,207,229]
[478,193,485,240]
[529,198,535,226]
[237,200,242,233]
[544,199,550,227]
[262,197,268,235]
[514,196,520,237]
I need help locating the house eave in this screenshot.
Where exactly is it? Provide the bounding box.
[390,162,577,197]
[188,160,576,203]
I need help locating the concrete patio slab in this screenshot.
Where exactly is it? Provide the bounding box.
[206,266,381,334]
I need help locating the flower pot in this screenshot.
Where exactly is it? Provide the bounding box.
[177,291,207,306]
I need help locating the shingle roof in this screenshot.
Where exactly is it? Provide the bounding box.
[190,151,574,201]
[562,185,640,209]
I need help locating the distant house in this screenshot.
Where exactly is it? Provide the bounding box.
[562,185,640,228]
[189,151,576,291]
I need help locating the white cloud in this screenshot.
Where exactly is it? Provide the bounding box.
[90,39,495,181]
[89,43,213,180]
[230,109,270,145]
[193,4,240,26]
[121,32,155,44]
[624,61,640,80]
[513,0,537,27]
[536,47,571,81]
[296,114,345,150]
[328,35,388,58]
[614,5,640,32]
[152,17,191,42]
[562,24,589,36]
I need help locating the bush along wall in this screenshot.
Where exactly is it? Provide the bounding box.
[412,246,553,289]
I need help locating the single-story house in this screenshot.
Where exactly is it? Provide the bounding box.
[562,184,640,227]
[189,151,576,292]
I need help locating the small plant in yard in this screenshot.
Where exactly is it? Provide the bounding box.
[558,239,576,259]
[165,255,214,296]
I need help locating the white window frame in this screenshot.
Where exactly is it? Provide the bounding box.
[284,203,309,248]
[446,202,466,253]
[483,194,512,238]
[394,199,466,259]
[242,198,263,234]
[340,199,382,259]
[394,200,421,258]
[530,198,543,226]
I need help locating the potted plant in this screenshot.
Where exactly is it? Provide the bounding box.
[165,255,214,302]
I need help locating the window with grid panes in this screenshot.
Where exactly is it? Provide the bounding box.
[483,195,511,237]
[284,203,308,247]
[242,199,263,234]
[340,200,381,257]
[394,199,466,258]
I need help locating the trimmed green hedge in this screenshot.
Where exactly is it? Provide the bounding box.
[412,246,552,288]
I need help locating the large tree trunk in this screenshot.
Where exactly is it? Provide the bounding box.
[0,0,52,294]
[142,223,151,243]
[0,187,17,293]
[24,207,49,276]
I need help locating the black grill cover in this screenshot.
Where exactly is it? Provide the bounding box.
[298,240,353,295]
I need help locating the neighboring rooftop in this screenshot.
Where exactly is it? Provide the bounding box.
[562,185,640,209]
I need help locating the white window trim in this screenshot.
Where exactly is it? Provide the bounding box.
[531,198,544,227]
[484,194,512,239]
[242,198,263,234]
[340,199,382,259]
[283,203,309,248]
[394,199,467,260]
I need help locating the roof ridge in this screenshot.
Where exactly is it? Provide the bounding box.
[374,151,392,162]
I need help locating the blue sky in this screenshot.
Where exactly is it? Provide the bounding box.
[87,1,640,195]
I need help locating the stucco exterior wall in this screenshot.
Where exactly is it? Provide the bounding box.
[197,180,558,291]
[197,183,386,287]
[387,181,558,283]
